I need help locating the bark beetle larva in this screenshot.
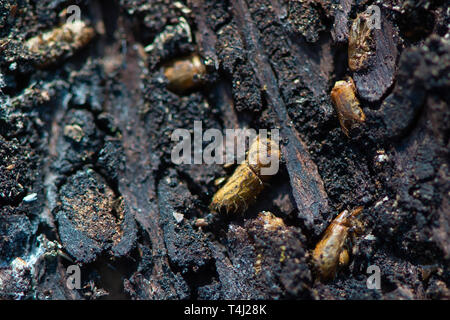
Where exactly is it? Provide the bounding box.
[312,206,364,280]
[25,20,95,68]
[210,163,264,213]
[348,11,375,72]
[194,218,208,228]
[164,53,206,93]
[258,211,286,232]
[209,136,280,214]
[331,78,366,137]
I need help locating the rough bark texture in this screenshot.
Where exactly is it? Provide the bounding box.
[0,0,449,300]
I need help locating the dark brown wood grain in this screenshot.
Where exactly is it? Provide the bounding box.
[1,0,448,301]
[231,0,330,234]
[352,10,399,102]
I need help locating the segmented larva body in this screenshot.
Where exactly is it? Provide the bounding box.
[331,78,366,137]
[210,164,264,213]
[209,136,280,214]
[348,11,375,72]
[164,54,206,92]
[313,206,364,280]
[25,20,95,67]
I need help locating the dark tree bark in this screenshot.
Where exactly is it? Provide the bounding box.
[0,0,449,300]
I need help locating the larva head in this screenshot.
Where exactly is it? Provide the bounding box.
[334,206,364,226]
[349,206,364,218]
[247,136,281,178]
[348,206,365,234]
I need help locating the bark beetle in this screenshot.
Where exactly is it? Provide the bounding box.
[0,0,449,300]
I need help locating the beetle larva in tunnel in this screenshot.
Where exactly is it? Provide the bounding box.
[313,206,364,280]
[209,136,280,214]
[25,20,95,68]
[164,53,206,93]
[331,78,366,137]
[348,11,375,72]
